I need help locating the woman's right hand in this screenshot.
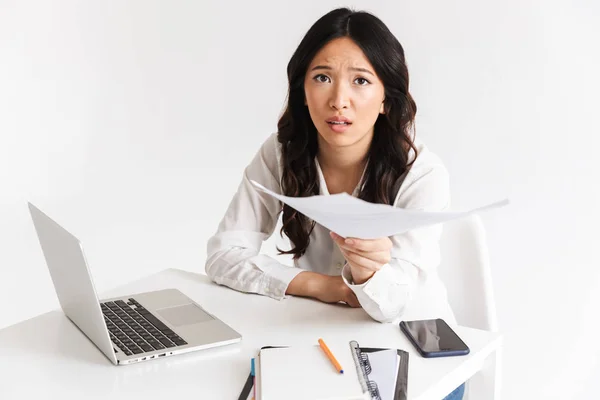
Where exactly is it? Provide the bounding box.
[287,271,361,308]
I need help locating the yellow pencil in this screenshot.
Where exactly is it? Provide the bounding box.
[318,338,344,374]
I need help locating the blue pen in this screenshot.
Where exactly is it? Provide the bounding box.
[251,358,256,400]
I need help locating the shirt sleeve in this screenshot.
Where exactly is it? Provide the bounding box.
[204,134,302,300]
[341,162,451,323]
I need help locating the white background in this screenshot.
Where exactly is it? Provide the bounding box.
[1,0,598,398]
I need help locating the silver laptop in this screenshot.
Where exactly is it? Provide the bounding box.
[28,202,242,366]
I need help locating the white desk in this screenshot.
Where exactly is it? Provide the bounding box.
[0,269,502,399]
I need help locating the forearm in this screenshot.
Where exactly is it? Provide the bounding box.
[285,271,325,298]
[205,246,302,300]
[287,271,361,307]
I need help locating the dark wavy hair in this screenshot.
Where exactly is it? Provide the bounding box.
[277,7,418,259]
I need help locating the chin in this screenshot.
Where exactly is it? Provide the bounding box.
[318,127,364,148]
[319,132,352,147]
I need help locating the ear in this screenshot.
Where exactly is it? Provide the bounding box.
[379,100,386,114]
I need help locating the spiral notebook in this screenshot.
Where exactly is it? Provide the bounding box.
[359,345,409,400]
[250,341,408,400]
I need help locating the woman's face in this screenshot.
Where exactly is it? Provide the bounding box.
[304,37,386,152]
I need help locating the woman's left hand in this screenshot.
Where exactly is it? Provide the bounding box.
[330,232,392,284]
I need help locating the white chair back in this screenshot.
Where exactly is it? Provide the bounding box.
[439,214,498,331]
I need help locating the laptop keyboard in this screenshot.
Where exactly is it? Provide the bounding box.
[101,298,188,356]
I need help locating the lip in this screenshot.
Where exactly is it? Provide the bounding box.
[325,116,352,124]
[325,116,352,133]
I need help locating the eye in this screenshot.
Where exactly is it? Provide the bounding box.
[313,74,331,83]
[354,77,370,86]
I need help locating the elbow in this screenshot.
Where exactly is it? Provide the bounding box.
[204,252,222,283]
[374,313,400,324]
[351,262,417,323]
[361,285,413,323]
[367,304,407,324]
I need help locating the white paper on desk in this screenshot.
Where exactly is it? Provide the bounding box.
[366,350,400,400]
[258,344,368,400]
[250,180,509,239]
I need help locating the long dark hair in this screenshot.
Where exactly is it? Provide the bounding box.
[277,7,418,259]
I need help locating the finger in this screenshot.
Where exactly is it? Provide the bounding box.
[342,248,384,271]
[344,236,392,252]
[347,299,361,308]
[330,232,393,252]
[344,290,361,308]
[340,247,390,266]
[331,231,367,250]
[329,231,347,247]
[334,238,391,263]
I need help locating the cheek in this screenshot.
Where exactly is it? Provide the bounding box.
[355,90,384,113]
[305,88,327,109]
[354,99,383,125]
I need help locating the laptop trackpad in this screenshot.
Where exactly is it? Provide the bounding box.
[156,304,214,327]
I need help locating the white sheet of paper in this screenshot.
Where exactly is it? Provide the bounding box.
[250,180,509,239]
[258,344,368,400]
[366,350,400,400]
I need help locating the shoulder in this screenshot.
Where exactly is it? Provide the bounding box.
[393,138,450,211]
[245,132,284,188]
[258,132,282,157]
[407,137,449,186]
[259,132,283,173]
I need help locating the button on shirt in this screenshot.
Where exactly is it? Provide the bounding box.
[205,133,456,324]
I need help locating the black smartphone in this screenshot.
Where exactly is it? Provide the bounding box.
[399,318,470,358]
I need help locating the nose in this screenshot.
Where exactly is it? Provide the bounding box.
[329,82,350,111]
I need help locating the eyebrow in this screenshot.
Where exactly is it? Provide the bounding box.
[310,65,375,76]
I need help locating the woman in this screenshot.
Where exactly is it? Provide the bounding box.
[206,7,465,399]
[206,6,455,324]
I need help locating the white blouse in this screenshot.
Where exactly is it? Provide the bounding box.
[205,133,456,324]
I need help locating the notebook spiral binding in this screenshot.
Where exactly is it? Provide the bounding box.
[349,341,382,400]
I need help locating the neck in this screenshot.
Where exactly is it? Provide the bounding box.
[316,134,371,194]
[317,145,368,172]
[317,133,371,171]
